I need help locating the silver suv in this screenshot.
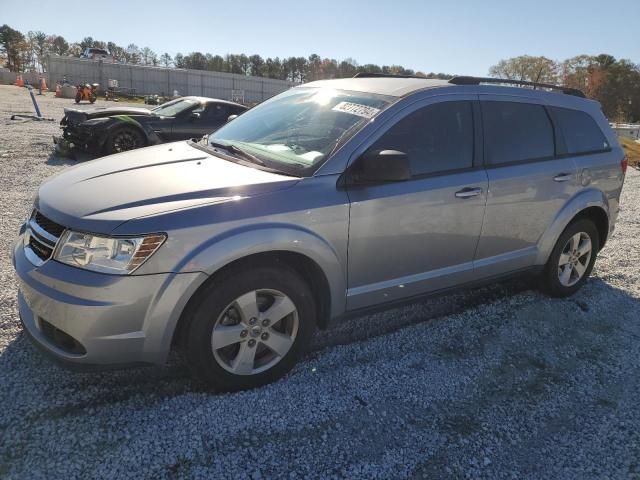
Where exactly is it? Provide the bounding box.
[14,75,627,391]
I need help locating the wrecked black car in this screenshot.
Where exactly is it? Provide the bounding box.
[55,96,248,155]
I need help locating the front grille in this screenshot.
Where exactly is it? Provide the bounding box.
[39,318,86,355]
[25,210,66,265]
[28,235,53,260]
[34,211,65,238]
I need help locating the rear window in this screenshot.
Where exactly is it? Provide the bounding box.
[482,101,555,165]
[551,107,610,155]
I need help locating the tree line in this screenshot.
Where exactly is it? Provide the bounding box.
[489,55,640,122]
[1,24,638,121]
[0,24,451,82]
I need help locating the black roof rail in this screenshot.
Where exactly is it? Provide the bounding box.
[448,76,586,98]
[353,72,425,79]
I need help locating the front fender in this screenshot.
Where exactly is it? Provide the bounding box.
[104,116,160,146]
[535,188,609,264]
[177,224,347,318]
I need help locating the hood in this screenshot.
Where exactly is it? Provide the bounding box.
[63,106,153,122]
[36,141,299,233]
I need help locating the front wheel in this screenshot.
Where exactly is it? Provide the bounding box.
[74,92,81,103]
[106,127,145,154]
[182,264,316,391]
[542,218,599,297]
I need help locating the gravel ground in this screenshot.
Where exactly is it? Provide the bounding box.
[1,84,639,479]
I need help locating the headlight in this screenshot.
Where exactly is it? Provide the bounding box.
[54,231,166,274]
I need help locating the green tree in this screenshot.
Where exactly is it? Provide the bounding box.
[174,53,185,69]
[265,57,283,79]
[185,52,207,70]
[29,31,48,71]
[49,35,69,56]
[125,44,140,64]
[207,54,225,72]
[107,42,126,62]
[159,52,173,67]
[249,54,265,76]
[0,24,27,71]
[79,36,94,52]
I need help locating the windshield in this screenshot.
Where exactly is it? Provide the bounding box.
[207,88,393,173]
[152,98,199,117]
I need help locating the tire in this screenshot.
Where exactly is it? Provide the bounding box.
[182,263,316,391]
[542,218,599,297]
[89,95,96,104]
[106,126,145,154]
[74,92,81,103]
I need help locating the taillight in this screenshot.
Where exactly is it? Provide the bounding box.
[621,156,628,175]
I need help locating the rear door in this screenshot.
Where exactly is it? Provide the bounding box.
[474,96,579,278]
[346,95,488,310]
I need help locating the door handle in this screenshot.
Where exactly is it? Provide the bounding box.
[455,187,483,199]
[553,173,572,182]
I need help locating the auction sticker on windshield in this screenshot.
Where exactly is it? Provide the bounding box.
[332,101,380,119]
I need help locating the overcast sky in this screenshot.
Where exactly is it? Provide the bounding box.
[1,0,638,76]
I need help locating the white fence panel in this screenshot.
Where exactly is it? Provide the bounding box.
[44,55,293,102]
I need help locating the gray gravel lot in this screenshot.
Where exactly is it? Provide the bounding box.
[1,84,639,479]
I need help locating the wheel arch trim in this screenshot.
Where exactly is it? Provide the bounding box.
[103,117,152,148]
[175,223,346,319]
[536,188,610,265]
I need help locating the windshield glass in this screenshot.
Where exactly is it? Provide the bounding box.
[207,88,393,172]
[152,98,199,117]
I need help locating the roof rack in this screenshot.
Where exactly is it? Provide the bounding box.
[352,72,425,79]
[448,76,585,98]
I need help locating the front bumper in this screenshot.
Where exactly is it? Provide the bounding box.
[57,124,107,152]
[13,237,206,368]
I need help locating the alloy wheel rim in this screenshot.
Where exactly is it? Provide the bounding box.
[557,232,592,287]
[211,289,299,375]
[113,131,140,152]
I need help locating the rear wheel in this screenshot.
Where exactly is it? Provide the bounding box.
[542,218,599,297]
[182,264,316,391]
[106,127,145,154]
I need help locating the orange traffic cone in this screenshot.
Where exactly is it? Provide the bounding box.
[14,74,24,87]
[40,77,48,92]
[55,83,62,97]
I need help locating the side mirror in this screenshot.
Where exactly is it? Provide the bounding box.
[227,114,238,123]
[351,150,411,183]
[190,112,201,121]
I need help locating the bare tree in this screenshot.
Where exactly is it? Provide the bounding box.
[489,55,558,83]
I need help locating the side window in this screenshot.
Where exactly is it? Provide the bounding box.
[551,107,609,154]
[230,106,246,116]
[482,101,554,165]
[369,101,473,176]
[202,103,229,121]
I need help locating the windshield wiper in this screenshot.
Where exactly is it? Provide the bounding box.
[208,140,265,166]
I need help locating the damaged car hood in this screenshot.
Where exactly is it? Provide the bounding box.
[63,105,154,120]
[36,141,299,233]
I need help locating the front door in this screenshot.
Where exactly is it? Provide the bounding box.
[346,97,488,310]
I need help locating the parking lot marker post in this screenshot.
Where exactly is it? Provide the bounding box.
[27,86,42,118]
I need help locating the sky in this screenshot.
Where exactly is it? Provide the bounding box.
[1,0,638,76]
